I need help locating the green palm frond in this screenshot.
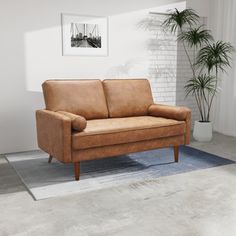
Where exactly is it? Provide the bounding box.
[162,8,199,33]
[161,8,234,121]
[196,41,234,73]
[185,74,216,97]
[178,25,213,48]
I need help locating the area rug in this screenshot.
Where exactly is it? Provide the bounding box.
[5,146,235,200]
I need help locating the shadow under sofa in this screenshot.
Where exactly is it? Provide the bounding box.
[36,79,191,180]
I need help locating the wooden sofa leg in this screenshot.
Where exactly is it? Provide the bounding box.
[74,162,80,181]
[48,155,53,163]
[174,146,179,162]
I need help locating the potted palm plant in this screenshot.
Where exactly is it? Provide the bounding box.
[162,8,234,141]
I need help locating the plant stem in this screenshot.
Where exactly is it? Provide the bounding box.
[193,46,196,68]
[207,66,218,121]
[180,28,196,78]
[195,93,203,120]
[203,89,210,121]
[200,90,206,121]
[196,92,204,121]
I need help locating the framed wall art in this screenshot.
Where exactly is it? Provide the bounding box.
[61,13,108,56]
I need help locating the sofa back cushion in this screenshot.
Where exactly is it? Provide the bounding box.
[103,79,154,118]
[42,80,108,120]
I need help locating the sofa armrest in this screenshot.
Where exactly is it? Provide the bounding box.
[58,111,87,132]
[36,110,72,163]
[148,104,191,144]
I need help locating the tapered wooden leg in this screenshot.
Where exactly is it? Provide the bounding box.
[74,162,80,181]
[48,155,53,163]
[174,146,179,162]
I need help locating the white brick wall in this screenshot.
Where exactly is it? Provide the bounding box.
[148,14,177,105]
[176,41,200,124]
[147,13,207,124]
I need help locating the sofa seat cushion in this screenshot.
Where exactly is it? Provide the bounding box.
[72,116,186,150]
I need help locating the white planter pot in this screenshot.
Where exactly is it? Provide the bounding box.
[193,121,213,142]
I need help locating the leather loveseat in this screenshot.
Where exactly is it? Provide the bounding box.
[36,79,191,180]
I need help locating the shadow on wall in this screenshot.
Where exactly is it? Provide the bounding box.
[138,13,178,82]
[136,10,200,123]
[137,14,177,105]
[105,58,149,78]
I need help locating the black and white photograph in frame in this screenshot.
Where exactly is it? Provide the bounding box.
[61,14,108,56]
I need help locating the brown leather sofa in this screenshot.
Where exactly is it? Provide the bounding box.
[36,79,191,180]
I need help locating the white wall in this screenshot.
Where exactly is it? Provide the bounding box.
[25,11,150,91]
[0,0,184,154]
[186,0,210,17]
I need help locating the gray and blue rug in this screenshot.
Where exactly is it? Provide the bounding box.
[5,146,235,200]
